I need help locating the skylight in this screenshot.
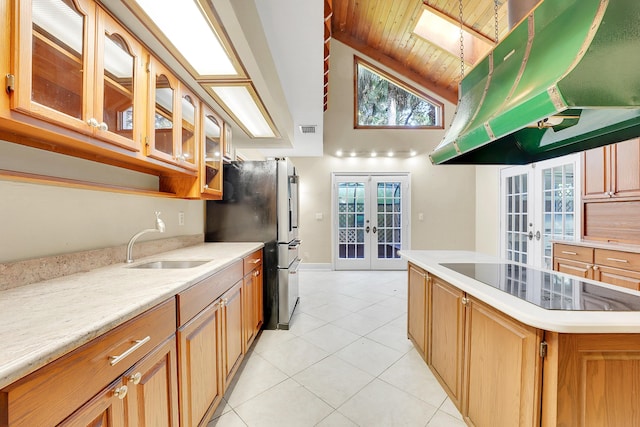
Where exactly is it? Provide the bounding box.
[413,7,492,66]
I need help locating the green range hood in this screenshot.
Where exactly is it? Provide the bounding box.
[430,0,640,165]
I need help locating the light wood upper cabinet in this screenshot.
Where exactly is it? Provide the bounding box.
[12,0,146,152]
[583,139,640,200]
[201,105,224,197]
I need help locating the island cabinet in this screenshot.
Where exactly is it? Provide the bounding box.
[429,276,465,410]
[407,263,428,357]
[541,332,640,427]
[0,298,178,427]
[176,260,243,427]
[408,262,543,427]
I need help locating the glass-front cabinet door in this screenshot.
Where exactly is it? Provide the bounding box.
[178,90,198,170]
[12,0,145,151]
[200,105,223,198]
[147,58,179,164]
[13,0,95,132]
[94,8,145,151]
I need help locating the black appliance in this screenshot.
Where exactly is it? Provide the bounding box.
[205,159,300,329]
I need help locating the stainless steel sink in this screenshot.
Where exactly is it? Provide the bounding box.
[130,260,211,269]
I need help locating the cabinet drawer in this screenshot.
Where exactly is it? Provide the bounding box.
[0,298,176,427]
[553,244,593,263]
[177,260,243,326]
[243,250,263,275]
[595,249,640,271]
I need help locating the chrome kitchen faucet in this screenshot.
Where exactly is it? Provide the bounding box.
[126,212,166,263]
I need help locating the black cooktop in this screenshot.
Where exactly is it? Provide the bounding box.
[440,262,640,311]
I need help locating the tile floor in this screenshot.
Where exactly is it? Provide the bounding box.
[207,270,465,427]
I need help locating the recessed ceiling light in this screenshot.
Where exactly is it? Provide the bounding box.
[350,151,357,157]
[371,151,377,157]
[208,84,277,138]
[387,151,394,157]
[410,150,417,157]
[336,150,343,157]
[133,0,238,76]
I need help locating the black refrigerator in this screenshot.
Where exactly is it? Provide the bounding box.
[205,159,300,329]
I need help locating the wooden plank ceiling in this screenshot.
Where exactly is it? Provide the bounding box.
[329,0,510,104]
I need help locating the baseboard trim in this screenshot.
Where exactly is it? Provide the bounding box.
[299,262,332,271]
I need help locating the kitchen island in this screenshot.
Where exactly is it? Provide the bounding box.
[401,250,640,427]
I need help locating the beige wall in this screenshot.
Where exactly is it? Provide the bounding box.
[0,142,204,263]
[475,166,501,256]
[294,41,477,266]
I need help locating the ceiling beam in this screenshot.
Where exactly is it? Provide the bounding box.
[333,32,458,104]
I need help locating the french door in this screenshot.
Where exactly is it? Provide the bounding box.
[332,174,410,270]
[500,154,581,269]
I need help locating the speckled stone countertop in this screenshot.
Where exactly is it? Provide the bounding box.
[0,242,263,390]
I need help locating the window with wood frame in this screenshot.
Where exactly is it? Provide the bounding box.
[355,57,443,129]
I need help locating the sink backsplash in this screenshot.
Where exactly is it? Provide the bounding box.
[0,234,203,291]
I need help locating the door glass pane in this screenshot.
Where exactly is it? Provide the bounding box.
[540,163,575,269]
[376,182,402,259]
[203,114,221,190]
[338,183,366,259]
[154,74,174,155]
[505,173,528,264]
[181,94,196,166]
[103,33,134,137]
[32,0,84,118]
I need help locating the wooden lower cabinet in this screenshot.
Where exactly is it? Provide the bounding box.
[222,280,244,388]
[177,301,223,427]
[429,276,464,408]
[463,298,542,427]
[60,336,179,427]
[407,264,428,357]
[553,257,594,279]
[58,378,126,427]
[553,242,640,291]
[243,250,264,350]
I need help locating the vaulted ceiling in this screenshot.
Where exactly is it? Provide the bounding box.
[330,0,512,104]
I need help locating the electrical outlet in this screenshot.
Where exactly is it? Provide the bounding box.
[178,211,185,226]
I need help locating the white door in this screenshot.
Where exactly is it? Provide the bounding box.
[500,154,581,269]
[333,174,410,270]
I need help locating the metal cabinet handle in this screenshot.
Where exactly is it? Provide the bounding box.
[109,336,150,366]
[250,258,262,263]
[593,265,599,271]
[129,372,142,385]
[98,121,108,132]
[114,385,128,400]
[606,257,629,263]
[561,251,578,256]
[461,297,469,306]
